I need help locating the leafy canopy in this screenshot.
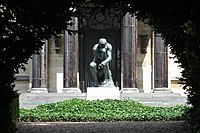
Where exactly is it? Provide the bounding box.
[1,0,200,132]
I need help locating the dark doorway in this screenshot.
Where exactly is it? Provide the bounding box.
[78,8,121,92]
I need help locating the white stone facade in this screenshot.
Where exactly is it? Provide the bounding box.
[14,20,184,94]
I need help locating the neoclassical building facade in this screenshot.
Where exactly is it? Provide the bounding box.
[14,8,183,94]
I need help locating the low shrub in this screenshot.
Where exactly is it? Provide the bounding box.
[19,98,190,122]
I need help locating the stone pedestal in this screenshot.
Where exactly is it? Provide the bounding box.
[87,87,120,100]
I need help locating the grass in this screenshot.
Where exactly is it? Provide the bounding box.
[19,98,190,122]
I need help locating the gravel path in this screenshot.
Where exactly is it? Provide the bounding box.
[16,121,192,133]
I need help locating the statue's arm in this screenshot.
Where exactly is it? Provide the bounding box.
[101,44,112,65]
[92,44,98,60]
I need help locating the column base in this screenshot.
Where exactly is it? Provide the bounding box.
[152,88,173,93]
[62,88,82,93]
[31,88,48,93]
[121,88,139,93]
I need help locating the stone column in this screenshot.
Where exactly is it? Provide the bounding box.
[31,41,48,93]
[121,14,138,93]
[32,54,40,88]
[63,17,81,93]
[153,34,170,92]
[40,42,48,88]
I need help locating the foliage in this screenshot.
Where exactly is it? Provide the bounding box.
[127,2,200,132]
[19,98,190,122]
[0,1,84,132]
[86,1,200,132]
[0,0,200,132]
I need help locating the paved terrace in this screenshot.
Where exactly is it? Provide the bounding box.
[19,92,189,109]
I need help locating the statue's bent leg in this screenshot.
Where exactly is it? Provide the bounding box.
[108,69,113,80]
[90,62,97,80]
[101,65,108,84]
[90,62,99,86]
[106,65,114,86]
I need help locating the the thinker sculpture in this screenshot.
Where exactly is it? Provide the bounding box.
[90,38,114,87]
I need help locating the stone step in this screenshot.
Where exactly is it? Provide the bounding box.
[19,92,188,109]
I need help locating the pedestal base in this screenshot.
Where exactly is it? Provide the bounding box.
[87,87,120,100]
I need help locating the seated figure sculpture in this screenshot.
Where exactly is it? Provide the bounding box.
[90,38,114,87]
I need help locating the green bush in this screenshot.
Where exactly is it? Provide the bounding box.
[186,105,200,132]
[19,98,190,122]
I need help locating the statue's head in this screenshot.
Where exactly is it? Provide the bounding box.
[98,38,107,48]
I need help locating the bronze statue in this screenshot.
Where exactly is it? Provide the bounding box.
[90,38,114,87]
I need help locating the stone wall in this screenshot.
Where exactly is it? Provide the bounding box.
[137,21,153,93]
[14,21,184,94]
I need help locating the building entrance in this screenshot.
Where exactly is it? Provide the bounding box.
[78,8,121,92]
